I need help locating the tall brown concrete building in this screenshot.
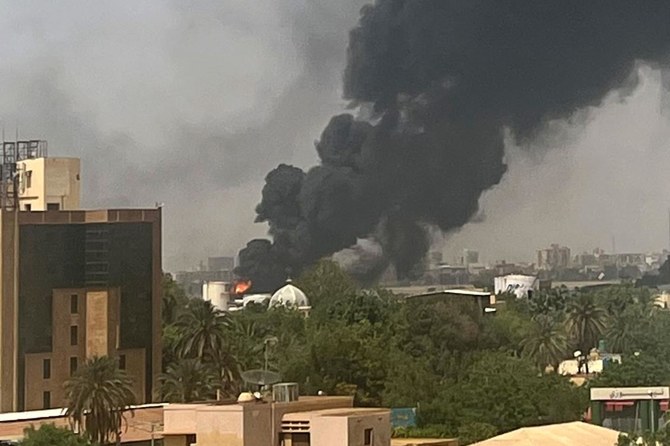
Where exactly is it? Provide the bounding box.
[0,208,162,412]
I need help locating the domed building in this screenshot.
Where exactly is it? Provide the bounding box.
[269,280,311,315]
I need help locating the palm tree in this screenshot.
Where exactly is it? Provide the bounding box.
[173,299,230,360]
[566,293,607,373]
[521,315,570,372]
[159,358,217,402]
[64,356,136,445]
[606,311,636,354]
[173,299,241,395]
[226,317,264,371]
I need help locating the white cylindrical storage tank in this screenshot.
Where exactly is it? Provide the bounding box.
[202,281,230,311]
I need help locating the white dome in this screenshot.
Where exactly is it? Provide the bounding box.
[269,281,309,308]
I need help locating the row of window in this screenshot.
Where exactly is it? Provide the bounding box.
[42,355,126,379]
[24,203,61,211]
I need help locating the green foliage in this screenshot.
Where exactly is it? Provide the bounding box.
[617,424,670,445]
[444,352,584,433]
[173,299,230,360]
[163,268,670,444]
[64,356,135,445]
[294,260,357,309]
[457,423,498,445]
[591,353,670,387]
[162,273,189,327]
[19,424,93,446]
[566,292,607,360]
[392,425,451,438]
[521,314,570,371]
[527,287,570,316]
[159,358,217,402]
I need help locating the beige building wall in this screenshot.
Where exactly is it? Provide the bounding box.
[283,408,390,446]
[0,208,161,413]
[18,157,81,211]
[161,397,390,446]
[24,288,147,411]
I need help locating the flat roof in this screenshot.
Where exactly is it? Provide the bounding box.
[407,289,492,299]
[17,208,161,225]
[0,408,66,423]
[0,403,166,424]
[283,407,389,420]
[552,280,622,290]
[164,396,353,411]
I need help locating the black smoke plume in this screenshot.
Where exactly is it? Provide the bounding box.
[237,0,670,292]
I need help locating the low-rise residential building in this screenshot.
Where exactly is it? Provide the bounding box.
[162,390,391,446]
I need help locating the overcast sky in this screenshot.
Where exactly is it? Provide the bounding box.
[1,2,669,271]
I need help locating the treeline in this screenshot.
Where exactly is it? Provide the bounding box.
[161,261,670,445]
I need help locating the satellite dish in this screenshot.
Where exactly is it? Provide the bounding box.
[240,369,281,389]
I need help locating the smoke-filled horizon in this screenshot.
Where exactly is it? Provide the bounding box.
[236,0,670,291]
[4,2,670,280]
[0,0,367,271]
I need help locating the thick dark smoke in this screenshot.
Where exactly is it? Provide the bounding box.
[237,0,670,291]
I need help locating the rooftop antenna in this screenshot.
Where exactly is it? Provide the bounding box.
[239,336,281,391]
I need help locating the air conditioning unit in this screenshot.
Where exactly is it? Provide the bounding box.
[273,382,299,403]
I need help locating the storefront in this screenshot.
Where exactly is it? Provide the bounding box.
[590,387,670,432]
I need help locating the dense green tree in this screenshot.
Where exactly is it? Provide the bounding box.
[161,273,189,327]
[165,272,670,443]
[64,356,136,445]
[481,299,532,354]
[174,299,230,361]
[295,260,357,309]
[590,353,670,387]
[527,287,570,317]
[450,352,584,433]
[19,424,93,446]
[566,293,607,372]
[457,423,498,445]
[617,424,670,445]
[160,358,217,403]
[521,314,570,371]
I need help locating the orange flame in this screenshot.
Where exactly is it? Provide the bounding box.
[233,280,252,295]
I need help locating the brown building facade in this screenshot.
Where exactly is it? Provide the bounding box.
[0,208,161,412]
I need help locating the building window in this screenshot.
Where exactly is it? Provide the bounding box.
[118,354,126,370]
[364,429,373,446]
[26,171,32,188]
[43,359,51,379]
[70,357,78,376]
[47,203,60,211]
[70,325,78,346]
[25,204,31,211]
[70,294,78,314]
[43,391,51,409]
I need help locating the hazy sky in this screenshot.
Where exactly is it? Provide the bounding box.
[1,2,669,272]
[441,66,670,265]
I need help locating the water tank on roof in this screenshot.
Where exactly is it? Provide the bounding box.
[273,383,299,403]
